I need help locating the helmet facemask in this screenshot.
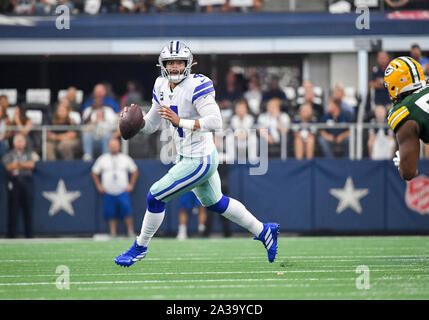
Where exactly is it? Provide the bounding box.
[160,59,191,84]
[157,41,196,84]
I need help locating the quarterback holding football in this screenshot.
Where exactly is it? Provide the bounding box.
[115,41,279,267]
[384,56,429,181]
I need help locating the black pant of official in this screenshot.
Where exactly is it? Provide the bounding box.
[203,210,231,238]
[7,176,33,238]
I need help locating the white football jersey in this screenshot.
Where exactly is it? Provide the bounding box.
[149,73,217,158]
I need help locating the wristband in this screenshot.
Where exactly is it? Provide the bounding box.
[179,119,196,130]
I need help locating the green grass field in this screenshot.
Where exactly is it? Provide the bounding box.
[0,236,428,300]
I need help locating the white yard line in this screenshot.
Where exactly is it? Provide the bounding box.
[0,255,428,264]
[0,266,428,279]
[0,275,426,287]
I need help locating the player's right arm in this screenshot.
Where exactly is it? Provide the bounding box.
[140,79,164,134]
[395,119,420,181]
[120,78,163,135]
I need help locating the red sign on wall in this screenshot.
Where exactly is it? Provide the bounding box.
[405,175,429,215]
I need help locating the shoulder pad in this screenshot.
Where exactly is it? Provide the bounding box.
[387,105,410,131]
[191,74,215,103]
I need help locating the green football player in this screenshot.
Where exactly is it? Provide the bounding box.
[384,56,428,180]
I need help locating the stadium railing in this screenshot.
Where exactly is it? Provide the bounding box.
[4,122,402,161]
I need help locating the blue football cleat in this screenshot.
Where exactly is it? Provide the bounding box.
[253,223,279,263]
[115,240,147,267]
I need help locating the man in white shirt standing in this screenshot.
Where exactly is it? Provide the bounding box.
[91,137,139,237]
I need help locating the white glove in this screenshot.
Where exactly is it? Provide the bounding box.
[393,150,400,167]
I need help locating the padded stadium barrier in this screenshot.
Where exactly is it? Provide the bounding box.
[1,159,429,236]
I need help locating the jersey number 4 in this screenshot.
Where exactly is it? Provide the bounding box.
[170,105,184,138]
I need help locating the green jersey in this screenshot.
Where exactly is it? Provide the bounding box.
[387,86,429,143]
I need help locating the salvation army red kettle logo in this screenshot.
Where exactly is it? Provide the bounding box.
[405,175,429,215]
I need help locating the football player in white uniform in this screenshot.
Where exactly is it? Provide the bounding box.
[115,41,279,266]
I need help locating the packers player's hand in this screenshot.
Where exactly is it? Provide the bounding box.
[393,151,400,168]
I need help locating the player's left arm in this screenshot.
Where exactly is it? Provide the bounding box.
[193,94,223,131]
[395,119,420,181]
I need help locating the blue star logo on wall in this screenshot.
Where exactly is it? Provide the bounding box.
[329,177,369,214]
[42,179,81,216]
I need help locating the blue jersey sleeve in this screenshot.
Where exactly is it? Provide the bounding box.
[191,74,215,104]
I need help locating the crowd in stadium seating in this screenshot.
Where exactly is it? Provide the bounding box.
[0,74,376,162]
[1,43,429,162]
[0,0,263,15]
[3,0,429,15]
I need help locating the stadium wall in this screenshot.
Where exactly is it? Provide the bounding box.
[1,159,429,236]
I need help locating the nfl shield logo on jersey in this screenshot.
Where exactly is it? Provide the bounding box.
[405,175,429,215]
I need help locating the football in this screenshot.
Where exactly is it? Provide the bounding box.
[119,104,144,140]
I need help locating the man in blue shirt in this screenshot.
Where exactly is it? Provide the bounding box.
[410,44,429,76]
[82,83,120,113]
[318,100,352,158]
[369,51,391,107]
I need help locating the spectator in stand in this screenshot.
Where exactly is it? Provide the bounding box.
[91,137,139,238]
[198,0,223,13]
[2,134,37,238]
[209,0,263,12]
[64,86,81,112]
[302,85,324,122]
[410,43,429,76]
[151,0,178,12]
[10,0,36,14]
[120,81,143,108]
[257,97,290,158]
[82,96,118,161]
[367,104,396,160]
[82,83,120,113]
[243,74,263,116]
[7,105,34,153]
[230,99,256,162]
[217,70,242,125]
[34,0,74,15]
[262,76,286,103]
[119,0,150,13]
[385,0,429,10]
[230,99,255,132]
[318,100,352,158]
[0,103,11,157]
[102,81,117,100]
[370,51,391,107]
[292,102,317,160]
[301,80,325,122]
[331,84,355,119]
[46,99,79,161]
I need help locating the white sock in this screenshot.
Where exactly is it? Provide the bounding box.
[178,224,187,234]
[136,210,165,247]
[198,224,206,233]
[221,198,263,236]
